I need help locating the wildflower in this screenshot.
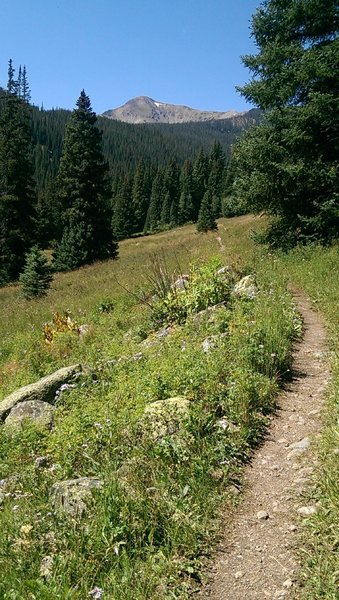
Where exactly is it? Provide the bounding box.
[89,587,104,599]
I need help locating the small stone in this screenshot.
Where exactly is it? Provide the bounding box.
[289,437,310,450]
[40,555,54,580]
[257,510,269,520]
[283,579,293,589]
[288,524,297,532]
[234,571,244,579]
[333,448,339,456]
[274,590,287,599]
[297,506,317,517]
[78,324,89,337]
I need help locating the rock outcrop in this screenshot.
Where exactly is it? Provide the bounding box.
[4,400,55,430]
[0,364,81,422]
[142,396,190,441]
[50,477,103,516]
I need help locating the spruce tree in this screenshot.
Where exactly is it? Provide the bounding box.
[160,190,171,226]
[145,170,164,232]
[111,177,133,240]
[19,245,53,299]
[131,160,149,233]
[197,190,218,232]
[54,90,117,271]
[178,160,194,224]
[192,149,208,221]
[233,0,339,247]
[208,141,226,218]
[0,60,36,285]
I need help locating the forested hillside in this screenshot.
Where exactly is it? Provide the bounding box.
[32,106,260,189]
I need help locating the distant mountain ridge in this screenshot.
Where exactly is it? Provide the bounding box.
[102,96,245,124]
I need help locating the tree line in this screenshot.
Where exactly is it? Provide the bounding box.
[0,61,242,289]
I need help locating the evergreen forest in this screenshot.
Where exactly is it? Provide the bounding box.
[0,63,260,285]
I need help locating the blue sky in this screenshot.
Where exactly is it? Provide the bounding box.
[1,0,260,114]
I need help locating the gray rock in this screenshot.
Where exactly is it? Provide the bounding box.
[202,337,217,353]
[50,477,103,516]
[216,266,233,276]
[287,437,310,459]
[143,396,190,441]
[0,364,80,422]
[155,327,172,339]
[289,437,310,450]
[193,302,227,324]
[171,275,189,290]
[257,510,269,520]
[233,275,257,299]
[297,505,317,517]
[39,555,54,580]
[4,400,55,430]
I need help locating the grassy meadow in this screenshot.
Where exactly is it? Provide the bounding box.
[0,216,338,599]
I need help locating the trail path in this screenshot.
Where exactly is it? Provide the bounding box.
[200,290,330,600]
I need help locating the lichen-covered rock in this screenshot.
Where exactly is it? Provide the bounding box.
[50,477,103,517]
[143,396,190,441]
[4,400,55,430]
[0,364,81,422]
[233,275,257,299]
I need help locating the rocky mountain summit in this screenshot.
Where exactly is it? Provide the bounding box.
[102,96,245,124]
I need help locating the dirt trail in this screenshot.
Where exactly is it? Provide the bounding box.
[200,290,330,600]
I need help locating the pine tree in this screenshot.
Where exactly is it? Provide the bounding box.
[233,0,339,246]
[197,190,218,232]
[131,160,150,233]
[54,90,117,270]
[160,190,171,226]
[111,177,133,240]
[207,141,226,218]
[192,149,208,221]
[145,170,164,232]
[178,160,194,224]
[163,159,180,225]
[0,60,36,285]
[19,245,53,299]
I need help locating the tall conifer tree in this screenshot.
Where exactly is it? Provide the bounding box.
[54,90,117,270]
[0,60,36,284]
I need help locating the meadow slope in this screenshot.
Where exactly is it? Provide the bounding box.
[0,216,337,599]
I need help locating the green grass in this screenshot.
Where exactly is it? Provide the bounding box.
[0,218,337,599]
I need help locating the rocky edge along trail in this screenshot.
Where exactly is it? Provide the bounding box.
[200,290,330,600]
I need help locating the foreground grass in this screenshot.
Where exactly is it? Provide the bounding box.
[0,218,337,598]
[0,215,300,599]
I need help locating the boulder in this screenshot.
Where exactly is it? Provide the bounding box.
[4,400,55,430]
[233,275,257,299]
[0,364,81,422]
[50,477,103,517]
[143,396,190,441]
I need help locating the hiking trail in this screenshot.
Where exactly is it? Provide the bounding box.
[199,289,330,600]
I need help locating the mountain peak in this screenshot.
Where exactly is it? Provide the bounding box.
[102,96,243,124]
